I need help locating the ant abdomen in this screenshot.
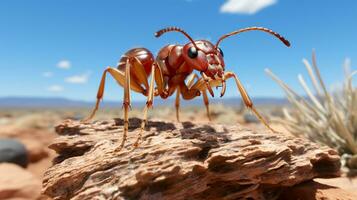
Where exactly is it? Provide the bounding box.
[117,48,154,76]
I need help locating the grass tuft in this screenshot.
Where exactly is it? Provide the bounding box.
[266,51,357,168]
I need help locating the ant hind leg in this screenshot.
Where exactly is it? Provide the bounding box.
[133,63,160,148]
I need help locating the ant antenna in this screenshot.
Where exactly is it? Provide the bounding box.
[155,27,199,49]
[215,27,290,48]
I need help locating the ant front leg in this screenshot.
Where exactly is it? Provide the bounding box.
[201,89,212,121]
[179,83,201,101]
[187,74,212,121]
[224,71,276,133]
[174,73,198,122]
[188,76,215,121]
[175,87,181,122]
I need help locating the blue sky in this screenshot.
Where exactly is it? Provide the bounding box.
[0,0,356,101]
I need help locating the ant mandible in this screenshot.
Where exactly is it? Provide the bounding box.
[83,26,290,151]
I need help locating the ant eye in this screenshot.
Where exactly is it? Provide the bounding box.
[218,47,224,57]
[188,47,198,58]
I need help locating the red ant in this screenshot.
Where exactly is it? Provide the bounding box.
[83,26,290,150]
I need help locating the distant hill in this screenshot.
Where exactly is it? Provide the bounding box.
[0,97,93,108]
[0,96,288,108]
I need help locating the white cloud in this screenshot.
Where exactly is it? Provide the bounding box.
[57,60,71,69]
[220,0,277,15]
[42,72,53,78]
[65,72,90,84]
[47,85,63,92]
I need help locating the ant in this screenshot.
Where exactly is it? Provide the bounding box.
[83,26,290,150]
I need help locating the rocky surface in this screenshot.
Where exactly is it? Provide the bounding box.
[0,163,42,200]
[41,118,342,200]
[279,180,357,200]
[314,176,357,199]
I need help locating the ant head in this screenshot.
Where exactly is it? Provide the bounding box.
[155,26,290,80]
[155,27,225,80]
[182,40,225,79]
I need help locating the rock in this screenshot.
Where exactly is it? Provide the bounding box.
[0,139,28,167]
[0,126,55,163]
[0,163,41,199]
[279,180,356,200]
[315,176,357,197]
[42,118,341,200]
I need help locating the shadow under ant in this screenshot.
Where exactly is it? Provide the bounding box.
[180,121,230,141]
[114,118,231,143]
[114,118,176,133]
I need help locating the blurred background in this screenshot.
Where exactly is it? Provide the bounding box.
[0,0,356,199]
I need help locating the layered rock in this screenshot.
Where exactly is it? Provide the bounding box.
[43,118,341,200]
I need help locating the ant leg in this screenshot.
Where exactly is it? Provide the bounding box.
[186,74,211,121]
[134,64,164,148]
[224,71,276,133]
[82,68,108,122]
[82,62,145,150]
[174,73,198,122]
[187,76,213,121]
[179,81,201,100]
[186,73,198,87]
[130,57,150,90]
[119,57,154,151]
[117,61,132,151]
[82,66,144,122]
[202,90,212,121]
[153,63,166,96]
[175,87,181,122]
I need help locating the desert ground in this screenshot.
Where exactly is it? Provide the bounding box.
[0,104,356,199]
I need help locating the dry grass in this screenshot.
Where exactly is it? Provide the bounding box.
[266,51,357,168]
